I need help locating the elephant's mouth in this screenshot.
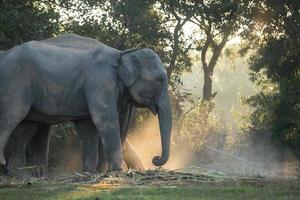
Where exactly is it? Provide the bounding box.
[128,99,158,115]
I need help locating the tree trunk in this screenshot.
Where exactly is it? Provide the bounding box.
[202,68,213,101]
[201,41,226,102]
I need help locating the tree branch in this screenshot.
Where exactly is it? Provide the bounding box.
[167,7,192,81]
[201,38,209,72]
[207,28,230,72]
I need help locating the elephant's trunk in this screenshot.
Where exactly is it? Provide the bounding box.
[152,84,172,166]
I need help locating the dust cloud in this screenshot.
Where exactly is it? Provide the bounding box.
[127,115,300,178]
[127,115,194,171]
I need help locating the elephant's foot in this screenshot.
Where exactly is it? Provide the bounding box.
[7,168,32,178]
[80,171,98,177]
[105,170,125,178]
[83,165,98,175]
[110,165,122,172]
[6,159,31,178]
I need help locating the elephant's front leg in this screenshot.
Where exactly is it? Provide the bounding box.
[85,75,123,172]
[89,108,123,172]
[75,120,100,173]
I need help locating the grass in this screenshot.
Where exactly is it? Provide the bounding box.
[1,180,300,200]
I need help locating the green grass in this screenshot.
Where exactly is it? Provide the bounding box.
[0,181,300,200]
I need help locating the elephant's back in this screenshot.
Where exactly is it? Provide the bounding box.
[0,34,120,94]
[0,34,120,70]
[41,34,117,53]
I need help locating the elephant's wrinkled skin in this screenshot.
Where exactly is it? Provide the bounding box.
[0,34,172,172]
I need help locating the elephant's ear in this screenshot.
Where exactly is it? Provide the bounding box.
[119,52,142,87]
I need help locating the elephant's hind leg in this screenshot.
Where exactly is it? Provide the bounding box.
[5,121,38,177]
[0,97,31,165]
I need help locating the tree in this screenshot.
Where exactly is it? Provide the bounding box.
[0,0,60,49]
[65,0,170,50]
[244,0,300,155]
[190,0,253,102]
[158,1,193,82]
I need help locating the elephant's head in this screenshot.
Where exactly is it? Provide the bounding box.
[119,48,172,166]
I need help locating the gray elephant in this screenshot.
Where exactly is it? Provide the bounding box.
[0,34,172,172]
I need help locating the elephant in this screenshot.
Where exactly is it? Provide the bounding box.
[0,34,172,173]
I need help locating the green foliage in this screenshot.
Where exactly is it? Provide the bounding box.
[158,0,194,83]
[0,0,60,49]
[63,0,171,52]
[244,0,300,155]
[191,0,244,36]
